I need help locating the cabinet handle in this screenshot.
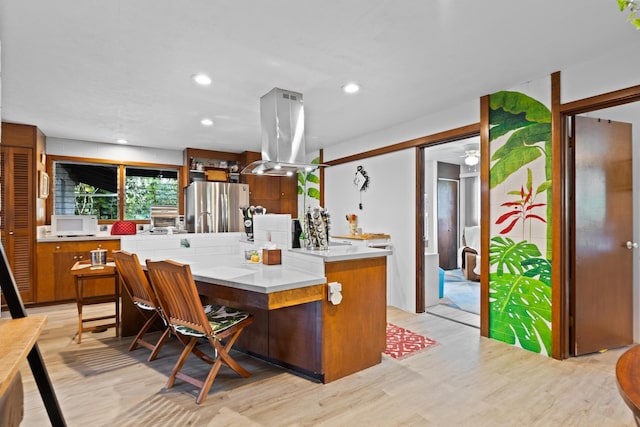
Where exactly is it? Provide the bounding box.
[73,256,77,260]
[55,246,61,250]
[79,255,84,259]
[8,231,14,235]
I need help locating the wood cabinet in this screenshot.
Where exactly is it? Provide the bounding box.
[0,123,45,304]
[183,148,240,184]
[36,239,120,302]
[322,257,387,382]
[181,149,298,216]
[239,151,298,217]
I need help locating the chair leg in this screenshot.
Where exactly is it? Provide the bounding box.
[195,329,250,404]
[147,326,172,362]
[167,337,198,389]
[214,330,250,378]
[196,355,225,404]
[129,310,159,352]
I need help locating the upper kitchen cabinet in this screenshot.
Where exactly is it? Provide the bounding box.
[183,148,241,184]
[239,151,298,217]
[0,122,46,304]
[181,148,298,216]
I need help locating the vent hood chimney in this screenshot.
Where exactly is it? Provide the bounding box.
[241,87,325,176]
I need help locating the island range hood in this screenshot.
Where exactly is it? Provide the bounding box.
[241,87,325,176]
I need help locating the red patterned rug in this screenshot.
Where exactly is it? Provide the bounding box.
[384,323,438,360]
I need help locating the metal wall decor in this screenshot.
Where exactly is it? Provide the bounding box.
[354,165,370,209]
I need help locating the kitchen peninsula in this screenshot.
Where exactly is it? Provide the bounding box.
[119,232,391,383]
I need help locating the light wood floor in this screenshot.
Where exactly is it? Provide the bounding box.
[15,302,636,426]
[426,303,480,329]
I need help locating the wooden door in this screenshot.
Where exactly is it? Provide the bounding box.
[0,146,35,303]
[437,179,458,270]
[279,176,298,217]
[572,116,633,355]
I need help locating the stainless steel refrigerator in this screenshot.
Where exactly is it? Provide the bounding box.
[185,182,250,233]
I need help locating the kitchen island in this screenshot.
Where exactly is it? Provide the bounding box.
[119,233,391,383]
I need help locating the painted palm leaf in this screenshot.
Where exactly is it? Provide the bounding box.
[489,91,551,127]
[489,236,541,276]
[489,107,534,141]
[490,123,551,189]
[489,273,552,355]
[522,258,552,286]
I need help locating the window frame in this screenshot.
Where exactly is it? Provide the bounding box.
[46,154,185,223]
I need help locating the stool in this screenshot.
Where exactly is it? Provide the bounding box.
[70,260,120,344]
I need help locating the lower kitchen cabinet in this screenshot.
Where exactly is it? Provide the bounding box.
[36,240,121,303]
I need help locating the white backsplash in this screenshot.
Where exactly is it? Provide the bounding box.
[120,232,244,265]
[252,214,292,249]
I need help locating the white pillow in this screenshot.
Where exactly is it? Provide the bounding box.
[464,226,480,254]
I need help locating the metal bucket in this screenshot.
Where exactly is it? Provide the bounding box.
[90,249,107,266]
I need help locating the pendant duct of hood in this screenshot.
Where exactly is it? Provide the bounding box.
[241,87,326,176]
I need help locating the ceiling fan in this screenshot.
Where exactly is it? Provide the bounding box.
[463,149,480,166]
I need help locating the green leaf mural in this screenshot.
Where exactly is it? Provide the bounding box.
[489,89,553,355]
[522,258,552,286]
[489,236,542,276]
[489,273,552,355]
[489,93,551,189]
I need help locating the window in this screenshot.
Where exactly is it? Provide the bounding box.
[53,160,180,221]
[54,162,119,219]
[124,167,178,219]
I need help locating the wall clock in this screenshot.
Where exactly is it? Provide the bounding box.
[353,165,370,209]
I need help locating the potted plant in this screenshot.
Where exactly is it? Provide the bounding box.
[618,0,640,29]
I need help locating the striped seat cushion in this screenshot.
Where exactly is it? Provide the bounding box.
[173,304,250,338]
[134,301,155,311]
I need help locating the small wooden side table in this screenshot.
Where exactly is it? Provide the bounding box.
[616,345,640,426]
[0,316,48,426]
[70,260,120,344]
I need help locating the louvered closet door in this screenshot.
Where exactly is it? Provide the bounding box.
[0,146,34,303]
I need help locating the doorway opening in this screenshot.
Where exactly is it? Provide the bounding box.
[423,136,481,328]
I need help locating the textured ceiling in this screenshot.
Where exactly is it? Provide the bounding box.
[0,1,637,156]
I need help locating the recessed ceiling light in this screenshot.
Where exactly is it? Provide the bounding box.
[342,82,360,94]
[201,118,214,126]
[192,73,212,86]
[116,139,128,144]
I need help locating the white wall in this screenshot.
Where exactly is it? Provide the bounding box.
[46,137,182,165]
[323,100,479,161]
[561,44,640,104]
[324,101,479,313]
[325,150,414,310]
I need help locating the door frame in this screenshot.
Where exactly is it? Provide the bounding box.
[555,77,640,359]
[415,130,484,327]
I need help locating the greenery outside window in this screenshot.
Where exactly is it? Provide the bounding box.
[52,160,181,222]
[54,162,119,219]
[125,167,178,219]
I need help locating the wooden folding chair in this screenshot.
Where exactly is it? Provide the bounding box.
[112,250,171,362]
[145,259,254,404]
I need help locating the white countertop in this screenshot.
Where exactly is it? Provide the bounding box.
[290,245,392,262]
[118,233,391,294]
[37,234,121,243]
[165,258,326,294]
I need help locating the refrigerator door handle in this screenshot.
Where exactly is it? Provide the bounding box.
[221,192,228,232]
